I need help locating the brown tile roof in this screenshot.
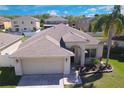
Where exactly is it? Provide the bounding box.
[0,33,22,50]
[11,35,74,57]
[12,24,99,57]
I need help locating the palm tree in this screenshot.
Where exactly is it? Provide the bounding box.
[93,5,124,65]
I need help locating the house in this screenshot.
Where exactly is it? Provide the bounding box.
[0,33,22,67]
[0,16,12,31]
[11,24,103,75]
[74,17,103,37]
[112,35,124,48]
[11,16,40,32]
[75,17,95,32]
[44,16,68,29]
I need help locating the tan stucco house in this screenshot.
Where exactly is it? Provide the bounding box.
[11,24,103,75]
[11,16,40,32]
[0,33,22,67]
[0,16,12,31]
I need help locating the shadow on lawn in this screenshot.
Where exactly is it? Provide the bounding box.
[0,67,21,87]
[81,73,103,88]
[103,47,124,62]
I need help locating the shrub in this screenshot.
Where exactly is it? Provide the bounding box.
[92,58,99,65]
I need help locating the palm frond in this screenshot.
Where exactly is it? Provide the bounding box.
[113,18,123,35]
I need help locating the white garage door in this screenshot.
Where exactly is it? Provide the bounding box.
[22,58,64,74]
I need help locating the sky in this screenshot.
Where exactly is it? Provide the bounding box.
[0,5,124,16]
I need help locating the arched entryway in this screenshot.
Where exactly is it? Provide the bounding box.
[70,46,81,65]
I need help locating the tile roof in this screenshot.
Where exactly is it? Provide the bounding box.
[11,35,74,57]
[45,16,68,22]
[12,24,100,57]
[0,33,22,50]
[0,16,11,22]
[12,16,40,22]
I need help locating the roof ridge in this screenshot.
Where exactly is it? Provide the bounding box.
[70,32,89,41]
[45,35,60,47]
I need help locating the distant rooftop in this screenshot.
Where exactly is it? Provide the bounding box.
[0,33,22,50]
[0,16,11,22]
[45,16,68,22]
[12,16,40,22]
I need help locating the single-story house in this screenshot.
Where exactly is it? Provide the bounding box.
[112,35,124,48]
[0,33,22,67]
[11,24,103,75]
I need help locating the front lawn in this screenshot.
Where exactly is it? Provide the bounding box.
[82,58,124,88]
[81,47,124,88]
[0,67,21,88]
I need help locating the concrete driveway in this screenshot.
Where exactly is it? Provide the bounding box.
[17,74,64,88]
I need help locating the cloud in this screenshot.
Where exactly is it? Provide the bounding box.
[87,8,97,12]
[47,10,58,16]
[121,6,124,15]
[0,6,9,10]
[98,6,114,11]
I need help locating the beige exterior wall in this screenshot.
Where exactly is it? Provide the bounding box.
[63,56,70,74]
[0,55,14,67]
[65,42,103,65]
[96,43,104,58]
[65,42,85,65]
[4,22,12,30]
[11,17,40,32]
[0,40,22,67]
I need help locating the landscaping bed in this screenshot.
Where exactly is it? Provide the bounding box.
[0,67,21,88]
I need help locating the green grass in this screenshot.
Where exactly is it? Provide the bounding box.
[81,47,124,88]
[82,58,124,88]
[0,67,21,88]
[21,36,29,42]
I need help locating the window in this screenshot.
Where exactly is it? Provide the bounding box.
[15,28,19,32]
[24,28,27,30]
[14,25,19,27]
[22,21,24,24]
[31,21,33,24]
[14,21,17,24]
[90,49,96,57]
[85,49,96,58]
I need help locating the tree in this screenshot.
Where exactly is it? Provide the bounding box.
[93,5,124,65]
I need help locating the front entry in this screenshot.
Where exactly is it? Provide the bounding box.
[71,46,81,65]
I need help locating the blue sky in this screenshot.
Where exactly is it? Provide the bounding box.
[0,5,123,16]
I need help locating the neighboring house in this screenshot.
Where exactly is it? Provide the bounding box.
[11,24,103,75]
[11,16,40,32]
[112,35,124,48]
[0,16,12,31]
[44,16,68,29]
[74,17,103,37]
[75,17,95,32]
[0,33,22,67]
